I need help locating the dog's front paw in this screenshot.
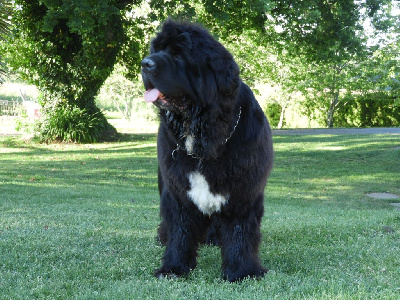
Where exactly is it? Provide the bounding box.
[154,266,190,280]
[223,265,268,282]
[155,271,179,280]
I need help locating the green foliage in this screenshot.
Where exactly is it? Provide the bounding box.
[0,0,11,83]
[3,0,399,134]
[292,36,400,128]
[117,1,157,81]
[4,0,130,141]
[224,31,275,86]
[266,0,399,127]
[200,0,275,37]
[268,0,397,63]
[353,42,400,96]
[38,102,106,143]
[264,102,282,128]
[96,64,158,122]
[335,93,400,127]
[0,0,11,36]
[11,0,125,106]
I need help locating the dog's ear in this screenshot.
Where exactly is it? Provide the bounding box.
[176,32,192,50]
[193,54,240,107]
[211,56,240,97]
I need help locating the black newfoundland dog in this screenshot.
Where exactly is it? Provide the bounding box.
[141,20,273,282]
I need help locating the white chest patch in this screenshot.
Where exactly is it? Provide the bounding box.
[187,171,228,215]
[185,135,194,153]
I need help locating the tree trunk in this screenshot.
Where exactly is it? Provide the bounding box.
[277,107,285,129]
[327,92,339,128]
[326,66,342,128]
[277,97,290,129]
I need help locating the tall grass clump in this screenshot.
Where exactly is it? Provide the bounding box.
[38,102,105,143]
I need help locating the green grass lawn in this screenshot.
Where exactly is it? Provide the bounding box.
[0,133,399,299]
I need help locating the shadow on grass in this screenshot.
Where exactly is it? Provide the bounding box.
[0,134,159,205]
[1,134,399,211]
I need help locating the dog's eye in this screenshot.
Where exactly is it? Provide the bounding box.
[173,54,182,61]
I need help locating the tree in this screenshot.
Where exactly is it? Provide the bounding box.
[6,0,129,141]
[4,0,398,139]
[345,40,400,126]
[100,64,143,121]
[0,0,11,84]
[143,0,398,128]
[257,48,315,129]
[116,1,158,81]
[140,0,277,82]
[268,0,399,127]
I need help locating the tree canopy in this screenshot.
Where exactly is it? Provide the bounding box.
[12,0,126,109]
[5,0,129,141]
[3,0,399,140]
[0,0,11,84]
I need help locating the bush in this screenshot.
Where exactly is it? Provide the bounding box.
[335,93,400,127]
[264,102,282,128]
[38,102,105,143]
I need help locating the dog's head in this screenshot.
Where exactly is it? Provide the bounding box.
[141,19,240,114]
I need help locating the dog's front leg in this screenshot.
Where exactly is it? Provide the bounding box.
[219,197,268,282]
[154,192,205,279]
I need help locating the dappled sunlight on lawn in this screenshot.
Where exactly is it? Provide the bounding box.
[1,133,399,299]
[315,146,347,151]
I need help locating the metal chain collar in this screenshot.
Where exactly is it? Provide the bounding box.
[171,107,242,161]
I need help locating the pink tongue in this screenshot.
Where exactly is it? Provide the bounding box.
[144,88,160,103]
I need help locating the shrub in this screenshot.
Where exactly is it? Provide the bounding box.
[335,93,400,127]
[264,102,282,128]
[38,102,105,143]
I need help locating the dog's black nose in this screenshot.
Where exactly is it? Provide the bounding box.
[141,57,156,70]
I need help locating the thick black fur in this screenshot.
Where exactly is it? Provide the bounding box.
[141,19,273,282]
